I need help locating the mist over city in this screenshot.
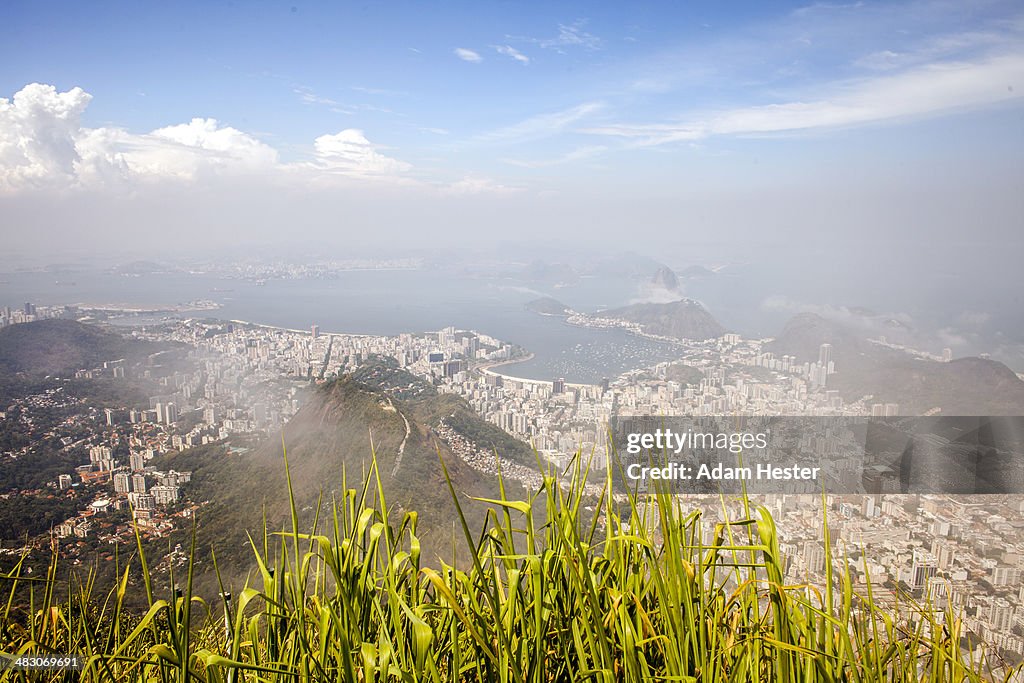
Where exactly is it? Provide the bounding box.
[2,0,1024,679]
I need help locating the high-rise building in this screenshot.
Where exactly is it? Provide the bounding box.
[113,471,132,494]
[803,541,825,575]
[130,452,145,471]
[57,474,73,490]
[910,551,937,590]
[987,600,1016,632]
[311,324,319,339]
[443,360,466,378]
[932,540,956,569]
[132,473,147,494]
[164,402,178,425]
[128,492,155,511]
[552,378,566,395]
[992,567,1021,587]
[89,445,112,464]
[818,343,832,372]
[861,496,876,518]
[151,485,180,506]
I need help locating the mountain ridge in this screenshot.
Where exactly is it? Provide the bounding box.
[600,299,726,341]
[156,365,535,594]
[767,313,1024,414]
[0,319,154,376]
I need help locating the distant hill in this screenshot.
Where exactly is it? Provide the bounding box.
[156,361,536,592]
[650,266,680,292]
[601,299,726,341]
[767,313,1024,415]
[0,320,153,376]
[665,363,705,385]
[765,313,861,362]
[526,297,572,316]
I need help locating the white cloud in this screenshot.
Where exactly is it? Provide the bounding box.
[549,21,601,50]
[852,28,1011,72]
[0,83,92,189]
[583,52,1024,145]
[0,84,281,190]
[149,119,278,167]
[307,129,412,177]
[294,86,341,107]
[89,119,277,183]
[494,45,530,64]
[454,48,483,63]
[523,20,601,53]
[479,102,605,143]
[0,83,423,191]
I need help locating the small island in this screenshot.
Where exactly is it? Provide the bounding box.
[525,297,573,317]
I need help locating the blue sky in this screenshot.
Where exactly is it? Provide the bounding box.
[1,0,1022,254]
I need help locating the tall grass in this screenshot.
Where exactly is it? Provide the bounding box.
[1,445,1020,682]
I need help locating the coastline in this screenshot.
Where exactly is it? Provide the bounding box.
[479,353,598,390]
[564,312,685,348]
[100,307,674,386]
[227,318,600,388]
[230,316,639,389]
[78,301,221,314]
[228,318,376,338]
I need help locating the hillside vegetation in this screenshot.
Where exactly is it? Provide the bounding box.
[0,320,153,377]
[144,369,533,596]
[1,451,1017,682]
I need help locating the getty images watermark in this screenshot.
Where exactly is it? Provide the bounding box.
[610,416,1024,495]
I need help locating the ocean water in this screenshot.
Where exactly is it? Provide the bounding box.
[0,268,683,384]
[3,254,1022,378]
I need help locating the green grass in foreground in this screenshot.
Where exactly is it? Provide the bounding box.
[1,445,1021,682]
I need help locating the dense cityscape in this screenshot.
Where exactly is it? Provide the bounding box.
[2,300,1022,663]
